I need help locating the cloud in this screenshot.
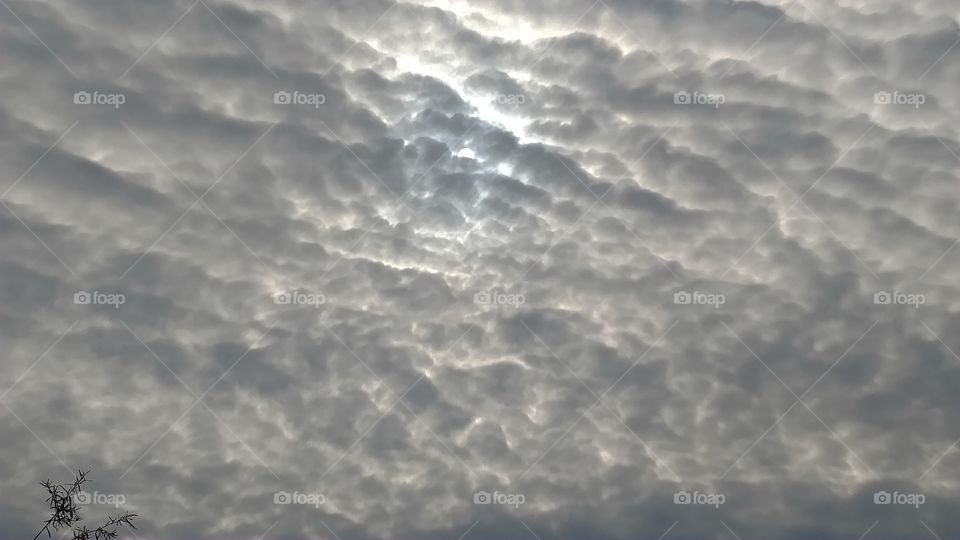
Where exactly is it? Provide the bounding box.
[2,0,960,539]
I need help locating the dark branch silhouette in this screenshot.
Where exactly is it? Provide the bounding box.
[33,469,137,540]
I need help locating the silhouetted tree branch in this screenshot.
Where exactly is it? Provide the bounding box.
[33,469,136,540]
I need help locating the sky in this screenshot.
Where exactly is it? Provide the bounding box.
[1,0,960,538]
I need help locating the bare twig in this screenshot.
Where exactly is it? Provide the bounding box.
[33,469,137,540]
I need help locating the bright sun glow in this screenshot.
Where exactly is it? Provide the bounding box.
[387,52,534,142]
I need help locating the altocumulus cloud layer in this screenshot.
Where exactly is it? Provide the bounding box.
[2,0,960,538]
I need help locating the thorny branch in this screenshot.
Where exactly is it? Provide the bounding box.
[33,469,137,540]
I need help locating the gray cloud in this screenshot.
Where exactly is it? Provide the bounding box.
[2,0,960,539]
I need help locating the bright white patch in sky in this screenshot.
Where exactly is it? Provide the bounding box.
[455,148,477,159]
[388,52,533,141]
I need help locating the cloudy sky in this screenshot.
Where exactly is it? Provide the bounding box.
[2,0,960,538]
